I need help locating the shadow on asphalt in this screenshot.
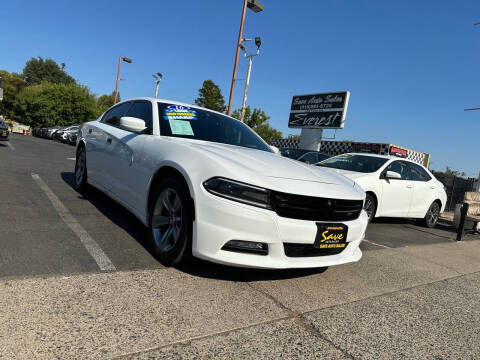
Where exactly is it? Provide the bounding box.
[61,171,328,282]
[372,217,457,235]
[60,171,150,252]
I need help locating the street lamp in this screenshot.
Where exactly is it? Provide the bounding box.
[152,73,163,98]
[239,37,261,123]
[226,0,264,115]
[113,56,133,104]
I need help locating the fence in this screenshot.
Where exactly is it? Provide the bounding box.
[432,173,476,212]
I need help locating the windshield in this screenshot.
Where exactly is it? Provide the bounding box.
[317,154,389,173]
[158,103,272,152]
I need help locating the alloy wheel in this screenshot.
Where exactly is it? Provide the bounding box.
[152,188,183,253]
[427,203,440,227]
[364,197,374,220]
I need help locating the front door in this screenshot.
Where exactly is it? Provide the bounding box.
[379,160,414,217]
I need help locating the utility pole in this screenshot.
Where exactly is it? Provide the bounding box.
[227,0,264,116]
[239,37,261,123]
[152,73,163,98]
[113,56,132,104]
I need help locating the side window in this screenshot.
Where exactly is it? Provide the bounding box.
[102,102,131,126]
[408,162,431,181]
[125,101,153,132]
[384,161,410,180]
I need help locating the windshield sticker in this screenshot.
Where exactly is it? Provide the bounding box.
[164,105,197,121]
[169,119,194,136]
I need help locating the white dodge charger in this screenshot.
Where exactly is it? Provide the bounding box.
[317,153,447,227]
[74,98,368,268]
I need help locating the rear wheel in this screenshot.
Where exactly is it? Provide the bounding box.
[74,146,87,191]
[148,177,193,266]
[364,193,376,222]
[423,202,440,228]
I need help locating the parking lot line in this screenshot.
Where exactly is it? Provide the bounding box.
[6,141,15,151]
[31,173,116,271]
[363,238,391,249]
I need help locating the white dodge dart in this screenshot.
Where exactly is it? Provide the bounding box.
[74,98,368,268]
[316,153,447,227]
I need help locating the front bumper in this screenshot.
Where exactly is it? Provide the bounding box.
[192,188,368,269]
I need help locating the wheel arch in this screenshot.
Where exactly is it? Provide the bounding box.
[146,164,196,222]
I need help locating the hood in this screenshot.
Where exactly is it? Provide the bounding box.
[165,138,365,200]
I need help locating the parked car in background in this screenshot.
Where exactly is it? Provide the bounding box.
[279,148,330,164]
[67,131,77,145]
[74,98,368,269]
[0,119,9,141]
[316,153,447,228]
[46,127,60,139]
[55,125,79,142]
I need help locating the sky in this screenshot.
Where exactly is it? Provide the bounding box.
[2,0,480,177]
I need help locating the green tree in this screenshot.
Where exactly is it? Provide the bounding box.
[232,106,283,143]
[14,82,97,127]
[287,134,300,141]
[23,57,75,86]
[96,92,117,116]
[0,70,27,120]
[195,80,226,112]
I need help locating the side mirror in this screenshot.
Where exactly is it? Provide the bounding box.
[385,170,402,180]
[119,116,146,133]
[270,145,280,154]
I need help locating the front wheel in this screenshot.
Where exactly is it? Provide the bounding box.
[423,202,440,228]
[148,177,193,266]
[363,194,376,223]
[74,146,87,191]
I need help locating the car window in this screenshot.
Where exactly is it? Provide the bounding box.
[125,101,152,132]
[317,154,389,173]
[384,161,410,180]
[158,103,272,152]
[298,152,318,164]
[408,162,431,181]
[280,148,310,159]
[102,102,131,126]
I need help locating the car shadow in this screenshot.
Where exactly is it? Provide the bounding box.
[60,171,328,282]
[372,217,456,234]
[60,172,150,251]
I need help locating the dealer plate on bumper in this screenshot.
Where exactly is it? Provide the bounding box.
[314,223,348,249]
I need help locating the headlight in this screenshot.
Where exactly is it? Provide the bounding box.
[203,177,272,209]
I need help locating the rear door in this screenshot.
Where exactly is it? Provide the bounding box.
[407,162,435,218]
[379,160,414,217]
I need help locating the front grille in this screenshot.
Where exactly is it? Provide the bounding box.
[284,243,348,257]
[271,191,363,222]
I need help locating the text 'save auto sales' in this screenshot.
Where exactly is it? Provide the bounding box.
[288,91,350,129]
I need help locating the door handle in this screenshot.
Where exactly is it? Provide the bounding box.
[406,185,413,189]
[430,186,436,189]
[107,138,112,144]
[88,129,92,134]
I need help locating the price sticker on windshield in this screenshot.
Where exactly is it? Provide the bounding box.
[164,105,197,121]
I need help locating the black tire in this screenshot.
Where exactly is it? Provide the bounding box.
[74,146,88,191]
[423,202,440,228]
[148,177,193,266]
[363,193,376,223]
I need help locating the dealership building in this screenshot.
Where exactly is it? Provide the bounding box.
[270,138,431,167]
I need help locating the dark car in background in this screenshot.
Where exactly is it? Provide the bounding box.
[0,119,9,141]
[279,148,330,164]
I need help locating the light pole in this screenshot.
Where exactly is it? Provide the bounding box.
[113,56,132,104]
[239,37,261,123]
[152,73,163,98]
[227,0,264,116]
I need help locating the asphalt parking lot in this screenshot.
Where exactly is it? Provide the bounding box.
[1,134,480,359]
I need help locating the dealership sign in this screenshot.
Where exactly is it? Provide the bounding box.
[288,91,350,129]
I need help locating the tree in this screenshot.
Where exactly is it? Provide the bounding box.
[22,57,75,86]
[14,82,97,127]
[287,134,300,141]
[96,92,118,116]
[232,106,283,143]
[195,80,226,112]
[0,70,27,120]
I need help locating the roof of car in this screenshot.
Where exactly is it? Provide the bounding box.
[117,97,230,118]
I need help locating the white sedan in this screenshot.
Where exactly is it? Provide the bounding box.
[74,98,368,268]
[317,153,447,228]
